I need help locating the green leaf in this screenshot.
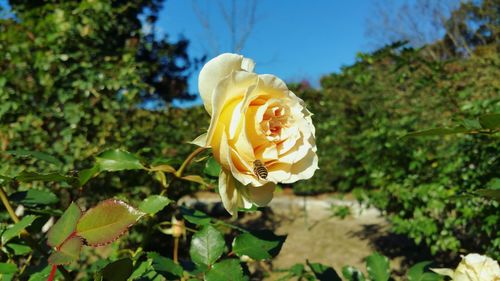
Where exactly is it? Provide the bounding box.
[101,258,133,281]
[78,164,100,186]
[15,171,76,184]
[180,206,211,225]
[475,189,500,201]
[0,262,17,274]
[9,189,58,206]
[407,261,442,281]
[189,225,225,266]
[138,195,171,215]
[0,175,12,185]
[5,150,63,167]
[96,149,145,172]
[342,266,366,281]
[1,215,37,244]
[27,266,62,281]
[6,243,32,256]
[76,199,144,246]
[204,157,221,177]
[366,252,391,281]
[486,178,500,189]
[48,236,82,265]
[403,127,467,138]
[47,202,81,248]
[205,259,247,281]
[147,252,183,279]
[307,261,341,281]
[479,113,500,130]
[232,231,286,260]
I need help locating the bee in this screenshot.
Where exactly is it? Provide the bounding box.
[253,160,268,180]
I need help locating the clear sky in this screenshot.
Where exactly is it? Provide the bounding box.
[157,0,377,106]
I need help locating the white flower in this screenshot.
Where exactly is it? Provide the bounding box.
[193,53,318,216]
[432,253,500,281]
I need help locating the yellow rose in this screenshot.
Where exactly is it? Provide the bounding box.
[193,53,318,216]
[432,253,500,281]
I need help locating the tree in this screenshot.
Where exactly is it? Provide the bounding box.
[0,0,197,167]
[366,0,499,60]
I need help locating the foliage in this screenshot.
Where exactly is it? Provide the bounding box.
[293,41,499,258]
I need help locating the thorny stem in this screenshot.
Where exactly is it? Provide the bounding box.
[0,185,72,280]
[175,147,207,178]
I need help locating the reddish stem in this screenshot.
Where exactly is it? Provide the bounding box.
[47,265,57,281]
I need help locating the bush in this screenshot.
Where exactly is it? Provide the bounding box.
[295,43,499,257]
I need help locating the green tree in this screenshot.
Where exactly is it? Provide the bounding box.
[0,0,199,169]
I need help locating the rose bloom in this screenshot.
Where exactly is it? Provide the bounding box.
[193,53,318,216]
[432,253,500,281]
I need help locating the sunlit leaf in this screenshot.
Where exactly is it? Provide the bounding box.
[180,206,211,225]
[205,259,247,281]
[47,202,81,248]
[78,164,100,186]
[150,164,176,173]
[478,113,500,130]
[204,157,221,178]
[6,243,32,256]
[307,261,341,281]
[366,252,390,281]
[182,175,210,187]
[342,266,366,281]
[96,149,145,171]
[189,225,225,266]
[101,258,133,281]
[138,195,171,215]
[15,171,76,184]
[1,215,37,244]
[148,252,183,279]
[232,231,286,260]
[0,262,17,274]
[9,189,58,206]
[48,236,82,265]
[5,150,63,167]
[407,261,442,281]
[76,199,144,246]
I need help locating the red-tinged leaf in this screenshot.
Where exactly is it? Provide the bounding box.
[76,199,144,246]
[47,202,81,248]
[48,236,82,265]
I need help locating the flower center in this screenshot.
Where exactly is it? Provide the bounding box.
[261,104,289,141]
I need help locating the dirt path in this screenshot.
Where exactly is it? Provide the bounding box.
[266,194,400,280]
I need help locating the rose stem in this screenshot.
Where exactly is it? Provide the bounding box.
[175,147,207,177]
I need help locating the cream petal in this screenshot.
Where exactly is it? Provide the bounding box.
[206,71,258,145]
[218,169,240,216]
[220,131,258,186]
[198,53,255,114]
[265,162,290,183]
[190,133,209,147]
[282,148,319,183]
[246,183,276,206]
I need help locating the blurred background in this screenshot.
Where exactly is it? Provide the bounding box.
[0,0,498,278]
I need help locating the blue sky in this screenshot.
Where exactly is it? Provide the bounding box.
[158,0,377,106]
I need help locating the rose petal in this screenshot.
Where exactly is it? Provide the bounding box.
[246,183,276,206]
[206,71,258,146]
[199,53,255,114]
[282,148,319,183]
[218,169,240,216]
